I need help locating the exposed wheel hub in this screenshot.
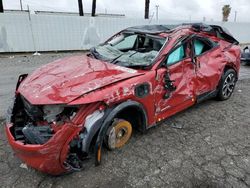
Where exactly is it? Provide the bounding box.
[106,119,132,150]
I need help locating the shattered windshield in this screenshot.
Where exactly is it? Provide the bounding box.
[90,32,167,68]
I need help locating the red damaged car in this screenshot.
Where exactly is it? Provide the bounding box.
[5,23,240,175]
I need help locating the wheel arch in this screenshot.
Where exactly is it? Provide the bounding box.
[216,66,237,101]
[217,64,237,91]
[223,64,238,80]
[102,100,148,133]
[81,100,148,158]
[114,102,148,132]
[94,100,148,165]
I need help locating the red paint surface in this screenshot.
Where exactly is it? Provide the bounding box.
[19,55,143,104]
[6,25,241,175]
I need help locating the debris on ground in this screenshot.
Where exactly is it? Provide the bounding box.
[19,163,28,170]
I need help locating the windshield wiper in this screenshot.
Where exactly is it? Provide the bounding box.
[109,53,125,64]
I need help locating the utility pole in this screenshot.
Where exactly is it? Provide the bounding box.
[144,0,150,19]
[91,0,96,17]
[234,11,237,22]
[155,5,159,21]
[20,0,23,11]
[78,0,84,16]
[0,0,4,13]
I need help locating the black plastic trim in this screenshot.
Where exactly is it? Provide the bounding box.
[196,89,218,103]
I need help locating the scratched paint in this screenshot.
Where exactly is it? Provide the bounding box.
[5,24,241,175]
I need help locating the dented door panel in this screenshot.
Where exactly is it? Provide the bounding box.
[195,47,224,95]
[154,58,196,121]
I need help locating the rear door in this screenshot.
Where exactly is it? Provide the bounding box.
[192,37,223,96]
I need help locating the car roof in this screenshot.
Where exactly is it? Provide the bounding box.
[124,24,175,34]
[124,23,239,44]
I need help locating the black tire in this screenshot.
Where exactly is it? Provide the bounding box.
[217,69,237,101]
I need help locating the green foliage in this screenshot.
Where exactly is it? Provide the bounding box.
[222,5,231,22]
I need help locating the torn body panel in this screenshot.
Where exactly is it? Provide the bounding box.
[6,121,79,175]
[154,58,196,121]
[6,95,102,175]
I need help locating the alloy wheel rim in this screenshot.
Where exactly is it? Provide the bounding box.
[222,73,235,98]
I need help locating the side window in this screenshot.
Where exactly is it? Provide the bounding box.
[114,35,137,50]
[193,38,213,56]
[166,44,186,66]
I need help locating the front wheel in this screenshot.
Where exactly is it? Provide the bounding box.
[217,69,237,101]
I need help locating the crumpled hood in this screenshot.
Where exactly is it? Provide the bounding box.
[19,55,143,104]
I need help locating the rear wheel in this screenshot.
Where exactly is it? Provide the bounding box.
[217,69,237,100]
[104,119,132,150]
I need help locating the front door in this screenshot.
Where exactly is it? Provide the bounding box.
[154,39,196,121]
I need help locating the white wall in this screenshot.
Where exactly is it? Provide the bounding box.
[0,12,249,53]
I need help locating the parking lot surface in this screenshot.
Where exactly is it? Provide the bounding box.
[0,53,250,188]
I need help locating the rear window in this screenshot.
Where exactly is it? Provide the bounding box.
[193,38,214,56]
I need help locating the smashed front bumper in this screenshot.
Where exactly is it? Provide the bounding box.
[5,74,108,175]
[5,121,80,175]
[5,92,105,175]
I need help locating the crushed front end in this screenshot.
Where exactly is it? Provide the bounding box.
[5,85,104,175]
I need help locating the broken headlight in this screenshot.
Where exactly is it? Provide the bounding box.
[43,105,78,124]
[43,105,64,123]
[22,96,43,121]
